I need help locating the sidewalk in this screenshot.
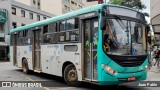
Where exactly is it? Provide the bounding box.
[149,66,160,73]
[148,57,160,73]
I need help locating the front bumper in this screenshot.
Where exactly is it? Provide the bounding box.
[98,70,148,85]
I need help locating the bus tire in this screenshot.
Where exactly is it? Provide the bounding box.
[64,64,81,87]
[22,59,29,74]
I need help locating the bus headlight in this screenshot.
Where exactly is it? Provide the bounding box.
[144,65,148,71]
[145,65,148,69]
[102,64,118,75]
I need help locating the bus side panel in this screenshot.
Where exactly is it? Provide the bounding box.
[41,43,82,81]
[41,45,55,74]
[77,43,82,81]
[16,46,33,70]
[41,44,64,76]
[59,43,82,81]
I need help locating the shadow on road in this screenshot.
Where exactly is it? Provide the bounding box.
[15,69,145,90]
[79,82,145,90]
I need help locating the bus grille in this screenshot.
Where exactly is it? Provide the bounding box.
[107,54,147,67]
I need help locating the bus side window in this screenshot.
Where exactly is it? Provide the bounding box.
[43,25,48,34]
[66,18,79,42]
[48,23,58,33]
[17,31,24,45]
[43,25,51,43]
[103,26,111,52]
[48,22,58,44]
[43,34,52,43]
[59,21,66,42]
[59,21,65,31]
[23,30,28,45]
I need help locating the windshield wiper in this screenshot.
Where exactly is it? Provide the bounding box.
[114,15,132,54]
[114,15,127,31]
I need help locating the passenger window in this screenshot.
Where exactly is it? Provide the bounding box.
[28,30,32,37]
[23,30,28,37]
[66,19,75,30]
[43,34,52,43]
[59,18,79,43]
[59,21,65,31]
[66,18,79,30]
[49,23,58,33]
[43,25,48,34]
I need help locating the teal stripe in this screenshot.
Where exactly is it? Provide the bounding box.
[10,4,106,33]
[10,3,142,33]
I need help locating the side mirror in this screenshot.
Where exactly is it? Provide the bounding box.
[100,9,106,30]
[100,16,106,30]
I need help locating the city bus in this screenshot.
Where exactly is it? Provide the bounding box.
[10,3,148,86]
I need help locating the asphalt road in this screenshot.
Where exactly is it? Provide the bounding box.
[0,62,160,90]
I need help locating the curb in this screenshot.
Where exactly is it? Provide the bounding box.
[149,70,160,73]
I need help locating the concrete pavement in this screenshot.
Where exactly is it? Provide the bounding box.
[0,61,160,90]
[149,66,160,73]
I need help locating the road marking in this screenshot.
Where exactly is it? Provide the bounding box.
[24,75,34,82]
[53,87,75,90]
[44,87,50,90]
[21,74,51,90]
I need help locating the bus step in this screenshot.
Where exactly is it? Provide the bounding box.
[34,70,42,73]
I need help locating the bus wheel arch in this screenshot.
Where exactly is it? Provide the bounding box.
[22,58,29,74]
[62,62,81,86]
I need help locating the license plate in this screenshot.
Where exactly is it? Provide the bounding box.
[128,77,136,81]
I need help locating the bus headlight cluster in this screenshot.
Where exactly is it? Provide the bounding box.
[144,65,148,71]
[102,64,118,75]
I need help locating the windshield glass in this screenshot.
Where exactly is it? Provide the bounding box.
[103,18,146,55]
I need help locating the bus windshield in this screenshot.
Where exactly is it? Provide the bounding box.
[103,17,147,55]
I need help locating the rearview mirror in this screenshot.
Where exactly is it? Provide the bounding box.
[100,16,106,30]
[100,10,106,30]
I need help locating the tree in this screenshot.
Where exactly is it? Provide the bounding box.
[108,0,149,18]
[108,0,146,11]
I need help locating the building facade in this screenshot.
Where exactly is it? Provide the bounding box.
[14,0,41,9]
[85,0,98,7]
[0,0,54,61]
[150,0,160,44]
[151,0,160,34]
[15,0,84,15]
[41,0,84,15]
[14,0,105,16]
[0,9,7,61]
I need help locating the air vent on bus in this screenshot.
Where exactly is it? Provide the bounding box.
[107,54,147,67]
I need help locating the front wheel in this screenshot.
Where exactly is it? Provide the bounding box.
[64,64,81,87]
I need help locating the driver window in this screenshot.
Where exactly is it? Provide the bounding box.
[103,25,112,53]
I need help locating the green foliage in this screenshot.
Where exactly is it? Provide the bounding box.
[108,0,146,11]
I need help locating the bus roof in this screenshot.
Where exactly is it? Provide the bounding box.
[10,3,143,33]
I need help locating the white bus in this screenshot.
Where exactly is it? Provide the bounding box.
[10,4,148,86]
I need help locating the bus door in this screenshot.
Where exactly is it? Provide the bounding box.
[83,19,98,81]
[13,34,17,66]
[33,30,42,71]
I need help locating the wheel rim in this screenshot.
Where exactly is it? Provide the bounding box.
[67,68,77,82]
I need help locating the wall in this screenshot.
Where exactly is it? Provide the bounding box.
[151,0,160,33]
[85,1,97,7]
[41,0,62,15]
[0,0,12,35]
[13,0,31,6]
